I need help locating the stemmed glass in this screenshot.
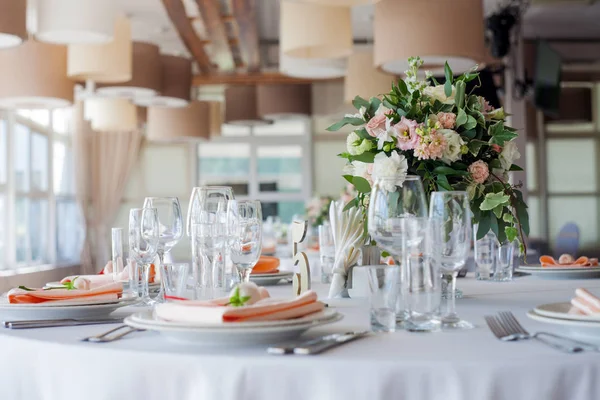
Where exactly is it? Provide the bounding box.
[128,208,159,306]
[229,200,263,283]
[367,175,428,325]
[142,197,183,303]
[429,191,473,330]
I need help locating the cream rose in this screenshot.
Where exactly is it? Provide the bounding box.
[423,85,456,105]
[372,152,408,191]
[499,140,521,170]
[439,129,465,164]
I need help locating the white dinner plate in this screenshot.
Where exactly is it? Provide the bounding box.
[124,309,343,345]
[527,310,600,339]
[534,302,600,322]
[516,265,600,280]
[0,296,137,321]
[249,271,294,286]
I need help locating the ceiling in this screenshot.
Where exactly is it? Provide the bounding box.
[117,0,600,69]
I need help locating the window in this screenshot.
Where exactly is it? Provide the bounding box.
[0,108,81,271]
[197,119,312,223]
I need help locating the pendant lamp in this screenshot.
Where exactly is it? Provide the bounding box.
[36,0,117,45]
[374,0,486,75]
[345,49,393,103]
[83,98,138,132]
[67,15,132,83]
[298,0,380,4]
[146,101,210,142]
[135,55,192,108]
[0,40,74,109]
[257,84,312,119]
[224,86,270,126]
[96,42,161,99]
[280,53,346,79]
[0,0,27,48]
[280,1,352,59]
[209,101,222,137]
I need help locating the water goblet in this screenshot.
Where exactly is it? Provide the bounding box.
[230,200,262,283]
[128,208,159,306]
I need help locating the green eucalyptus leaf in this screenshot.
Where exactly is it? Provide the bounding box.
[444,80,452,98]
[342,175,354,184]
[352,96,370,111]
[354,127,371,140]
[349,151,376,163]
[436,175,452,191]
[343,198,358,212]
[509,164,524,171]
[326,117,365,132]
[444,62,453,85]
[455,81,466,109]
[396,79,408,95]
[368,97,382,116]
[352,176,372,194]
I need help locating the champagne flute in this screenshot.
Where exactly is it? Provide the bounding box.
[142,197,183,302]
[429,191,473,330]
[230,200,262,283]
[128,208,159,306]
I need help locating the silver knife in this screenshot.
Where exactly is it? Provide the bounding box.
[4,318,123,329]
[267,331,370,355]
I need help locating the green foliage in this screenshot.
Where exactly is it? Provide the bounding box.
[229,287,251,307]
[480,192,510,211]
[326,117,365,132]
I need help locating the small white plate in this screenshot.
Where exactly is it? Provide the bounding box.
[0,297,136,321]
[534,302,600,322]
[516,265,600,280]
[124,309,342,345]
[250,271,294,286]
[527,310,600,339]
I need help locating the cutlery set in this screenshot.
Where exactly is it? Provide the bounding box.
[268,331,370,355]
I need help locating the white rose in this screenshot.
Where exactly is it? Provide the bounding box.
[440,129,465,164]
[372,152,408,191]
[499,140,521,170]
[422,85,456,105]
[346,131,361,155]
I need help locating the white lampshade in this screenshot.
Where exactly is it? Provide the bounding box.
[345,49,393,103]
[374,0,486,75]
[67,15,132,83]
[280,1,352,59]
[83,98,137,131]
[0,40,74,109]
[280,53,346,79]
[146,101,210,142]
[298,0,381,4]
[0,0,27,48]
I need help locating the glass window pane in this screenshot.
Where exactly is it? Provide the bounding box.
[0,119,6,184]
[15,196,29,263]
[14,124,29,192]
[53,108,71,135]
[29,198,48,263]
[547,139,596,194]
[53,142,74,194]
[261,201,306,224]
[0,195,4,269]
[56,199,82,262]
[221,124,250,137]
[548,196,598,250]
[526,142,537,192]
[31,132,49,192]
[198,143,250,191]
[18,109,49,127]
[257,146,302,193]
[527,195,541,239]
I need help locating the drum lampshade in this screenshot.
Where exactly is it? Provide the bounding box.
[0,0,27,48]
[135,55,192,108]
[146,101,210,142]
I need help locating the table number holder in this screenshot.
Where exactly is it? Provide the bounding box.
[291,221,311,296]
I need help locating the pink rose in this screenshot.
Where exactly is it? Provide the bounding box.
[393,117,419,150]
[468,160,489,184]
[437,112,456,129]
[365,113,387,138]
[491,144,502,153]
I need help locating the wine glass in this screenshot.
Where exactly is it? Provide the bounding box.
[128,208,159,306]
[429,191,473,330]
[142,197,183,303]
[368,175,428,325]
[186,186,234,236]
[229,200,263,283]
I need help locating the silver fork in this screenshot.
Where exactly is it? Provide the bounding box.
[486,312,596,353]
[81,325,144,343]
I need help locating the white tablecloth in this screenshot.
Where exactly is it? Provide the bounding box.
[2,276,600,400]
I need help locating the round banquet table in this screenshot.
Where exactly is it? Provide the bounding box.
[2,276,600,400]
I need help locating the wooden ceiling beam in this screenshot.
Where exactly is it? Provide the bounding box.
[192,72,342,86]
[195,0,237,71]
[161,0,213,74]
[230,0,260,73]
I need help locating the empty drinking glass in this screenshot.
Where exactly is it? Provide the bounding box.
[404,218,441,332]
[366,265,400,333]
[429,191,472,330]
[475,231,496,280]
[111,228,124,282]
[318,223,335,283]
[161,263,190,300]
[128,208,159,306]
[230,200,262,283]
[495,240,515,282]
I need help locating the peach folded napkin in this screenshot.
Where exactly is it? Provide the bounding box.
[540,255,599,268]
[155,290,324,324]
[251,256,280,275]
[570,288,600,315]
[7,282,123,304]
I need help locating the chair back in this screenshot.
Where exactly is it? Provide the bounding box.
[555,223,580,257]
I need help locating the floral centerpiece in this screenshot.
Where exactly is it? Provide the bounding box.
[327,57,529,251]
[306,195,335,228]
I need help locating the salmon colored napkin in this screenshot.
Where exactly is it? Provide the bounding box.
[7,282,123,304]
[61,261,157,288]
[155,290,324,324]
[540,255,599,268]
[251,256,280,275]
[570,288,600,315]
